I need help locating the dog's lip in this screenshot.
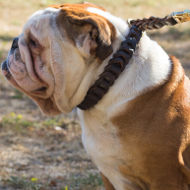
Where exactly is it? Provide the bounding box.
[19,40,41,83]
[17,46,43,84]
[31,58,44,84]
[1,55,48,95]
[5,46,44,84]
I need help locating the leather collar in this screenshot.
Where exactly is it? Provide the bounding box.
[77,10,187,110]
[77,25,142,110]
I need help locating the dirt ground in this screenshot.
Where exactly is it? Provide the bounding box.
[0,0,190,190]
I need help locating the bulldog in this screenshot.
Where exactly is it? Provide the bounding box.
[2,3,190,190]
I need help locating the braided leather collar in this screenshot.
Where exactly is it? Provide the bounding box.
[77,25,142,110]
[77,11,187,110]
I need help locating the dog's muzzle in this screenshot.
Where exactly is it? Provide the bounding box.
[1,37,19,79]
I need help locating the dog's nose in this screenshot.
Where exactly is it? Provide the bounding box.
[11,37,19,51]
[1,60,8,71]
[1,60,11,79]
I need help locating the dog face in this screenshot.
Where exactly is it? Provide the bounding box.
[1,3,116,115]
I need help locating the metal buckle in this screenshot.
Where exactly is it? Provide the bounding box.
[170,10,190,23]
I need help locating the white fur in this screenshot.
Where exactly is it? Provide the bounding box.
[24,8,60,33]
[87,7,129,37]
[29,7,59,19]
[77,7,172,190]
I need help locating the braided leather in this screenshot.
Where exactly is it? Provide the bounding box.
[130,16,177,31]
[78,25,142,110]
[77,15,178,110]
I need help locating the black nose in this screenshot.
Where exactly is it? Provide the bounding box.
[1,60,8,71]
[1,59,11,79]
[11,37,19,51]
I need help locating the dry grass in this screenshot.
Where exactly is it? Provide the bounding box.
[0,0,190,189]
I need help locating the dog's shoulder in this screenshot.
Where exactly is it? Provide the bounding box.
[111,56,190,130]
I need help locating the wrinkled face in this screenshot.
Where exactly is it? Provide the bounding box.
[1,8,65,115]
[1,3,116,115]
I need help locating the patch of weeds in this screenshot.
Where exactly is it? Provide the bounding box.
[5,176,42,190]
[69,173,103,189]
[1,112,33,131]
[61,186,69,190]
[42,118,62,128]
[0,113,75,132]
[12,89,24,99]
[41,117,73,129]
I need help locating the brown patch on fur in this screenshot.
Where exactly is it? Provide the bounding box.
[54,3,116,61]
[111,56,190,189]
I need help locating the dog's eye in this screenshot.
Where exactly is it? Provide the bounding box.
[28,37,42,55]
[29,38,37,48]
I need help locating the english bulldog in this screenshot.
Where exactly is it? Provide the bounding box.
[2,3,190,190]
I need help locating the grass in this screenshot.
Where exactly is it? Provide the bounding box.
[0,111,80,135]
[3,173,102,190]
[1,112,33,127]
[4,176,42,190]
[12,89,24,99]
[69,173,103,189]
[0,112,66,130]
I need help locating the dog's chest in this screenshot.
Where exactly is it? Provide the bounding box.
[78,110,130,190]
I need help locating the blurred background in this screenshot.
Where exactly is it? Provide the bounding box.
[0,0,190,189]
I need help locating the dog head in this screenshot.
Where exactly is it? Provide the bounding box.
[1,3,122,115]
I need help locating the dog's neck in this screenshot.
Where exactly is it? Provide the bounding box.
[95,34,171,115]
[70,8,172,115]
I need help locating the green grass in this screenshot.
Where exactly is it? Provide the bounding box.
[1,112,33,133]
[3,173,103,190]
[12,89,24,99]
[53,173,103,190]
[0,112,77,134]
[70,173,103,188]
[5,176,42,190]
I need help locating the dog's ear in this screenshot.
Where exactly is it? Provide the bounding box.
[56,7,116,60]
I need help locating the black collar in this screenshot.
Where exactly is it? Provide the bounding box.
[77,12,182,110]
[77,25,142,110]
